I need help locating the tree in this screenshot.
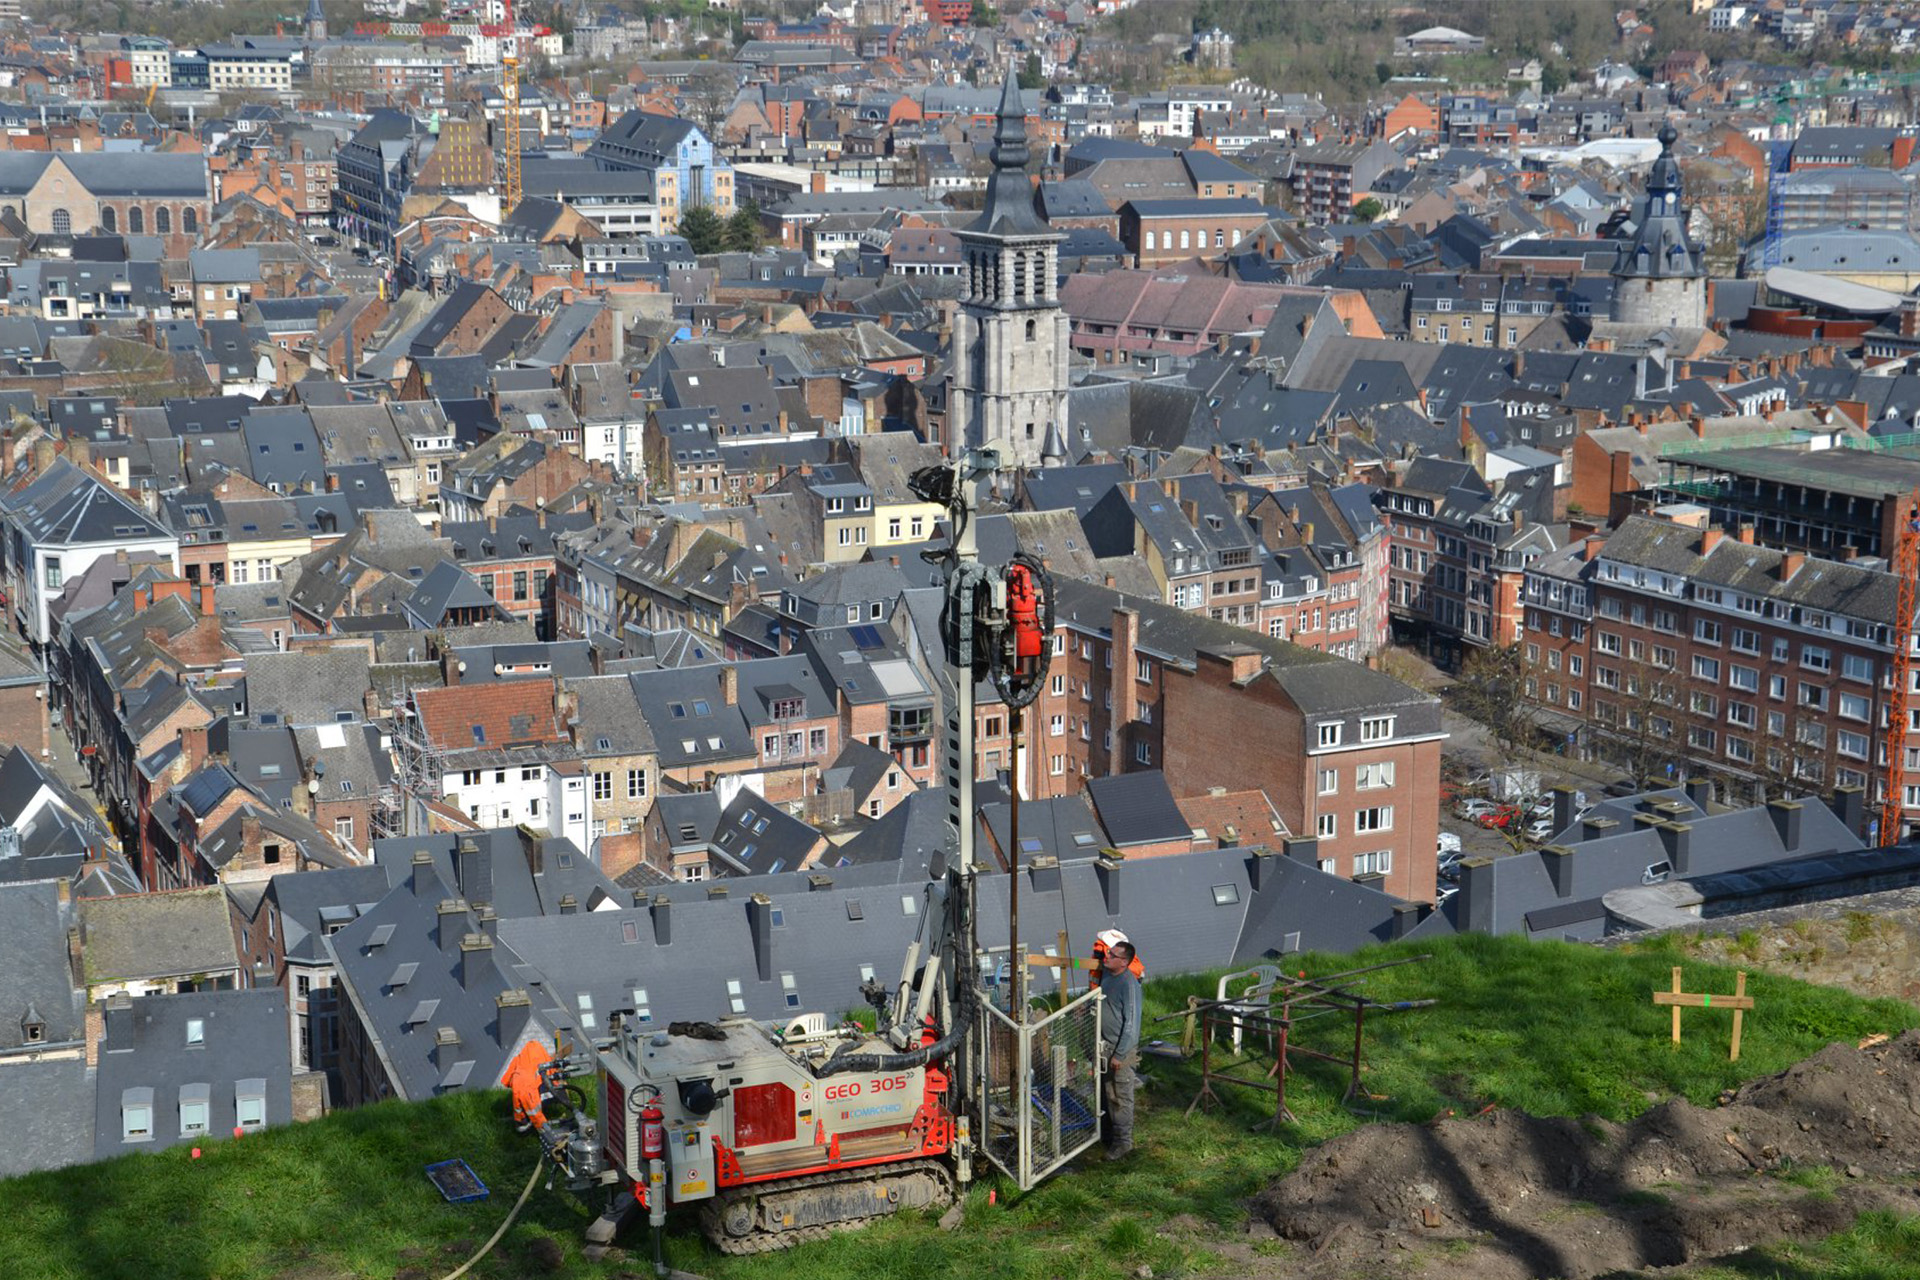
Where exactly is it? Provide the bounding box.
[678,205,725,255]
[1540,61,1568,94]
[1451,643,1541,758]
[1018,52,1044,90]
[970,0,999,27]
[1353,196,1384,224]
[723,202,762,253]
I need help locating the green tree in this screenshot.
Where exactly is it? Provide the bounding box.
[723,202,762,253]
[1018,52,1044,90]
[1540,62,1568,94]
[678,205,725,255]
[1353,196,1384,223]
[970,0,998,26]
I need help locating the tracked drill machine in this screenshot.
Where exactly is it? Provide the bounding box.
[520,449,1106,1268]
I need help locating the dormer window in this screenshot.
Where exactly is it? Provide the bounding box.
[772,697,804,721]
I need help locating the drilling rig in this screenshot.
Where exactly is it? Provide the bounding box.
[518,449,1102,1270]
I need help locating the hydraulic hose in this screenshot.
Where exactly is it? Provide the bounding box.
[436,1155,544,1280]
[812,987,975,1078]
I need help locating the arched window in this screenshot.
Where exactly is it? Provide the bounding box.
[155,206,171,234]
[128,206,144,234]
[1144,230,1156,251]
[50,208,69,235]
[1179,229,1190,250]
[100,206,116,234]
[1025,318,1037,342]
[182,206,197,234]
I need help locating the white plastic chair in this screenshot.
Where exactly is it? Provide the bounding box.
[1215,964,1283,1055]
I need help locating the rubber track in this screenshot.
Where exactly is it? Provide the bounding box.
[700,1158,955,1254]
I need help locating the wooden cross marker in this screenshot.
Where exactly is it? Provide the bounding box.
[1651,967,1754,1061]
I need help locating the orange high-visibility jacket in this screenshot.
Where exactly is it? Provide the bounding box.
[1089,936,1144,989]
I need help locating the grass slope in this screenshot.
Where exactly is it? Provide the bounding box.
[5,933,1916,1280]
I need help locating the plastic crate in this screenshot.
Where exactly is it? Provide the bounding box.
[425,1158,490,1203]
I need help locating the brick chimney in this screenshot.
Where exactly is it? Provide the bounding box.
[1109,606,1140,770]
[1700,527,1722,555]
[1779,551,1804,581]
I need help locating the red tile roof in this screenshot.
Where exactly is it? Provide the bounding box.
[414,678,562,752]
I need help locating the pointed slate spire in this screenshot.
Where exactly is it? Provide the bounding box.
[968,71,1050,237]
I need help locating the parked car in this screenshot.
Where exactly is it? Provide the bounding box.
[1436,832,1463,856]
[1457,798,1502,821]
[1437,853,1464,883]
[1476,804,1522,830]
[1522,818,1554,843]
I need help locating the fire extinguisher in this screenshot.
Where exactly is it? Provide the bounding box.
[639,1096,665,1162]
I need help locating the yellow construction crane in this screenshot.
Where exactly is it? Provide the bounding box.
[492,0,521,216]
[501,52,521,215]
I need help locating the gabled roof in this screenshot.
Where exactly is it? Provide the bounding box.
[413,678,562,753]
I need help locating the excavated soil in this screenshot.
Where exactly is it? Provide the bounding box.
[1248,1030,1920,1279]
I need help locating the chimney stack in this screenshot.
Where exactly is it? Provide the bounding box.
[748,893,774,981]
[1459,857,1495,933]
[1283,836,1320,867]
[1768,799,1803,853]
[1096,853,1122,914]
[432,1025,462,1072]
[1551,784,1577,835]
[1831,784,1867,839]
[437,899,468,952]
[651,893,672,945]
[455,837,491,909]
[1543,845,1575,899]
[1658,821,1693,875]
[495,989,532,1049]
[411,850,438,897]
[459,932,494,988]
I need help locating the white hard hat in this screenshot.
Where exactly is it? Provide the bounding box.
[1095,929,1129,949]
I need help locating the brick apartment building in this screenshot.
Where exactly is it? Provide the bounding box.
[1379,459,1558,670]
[1027,580,1445,901]
[1522,510,1915,833]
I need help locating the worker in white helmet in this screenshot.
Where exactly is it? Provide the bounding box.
[1089,927,1143,990]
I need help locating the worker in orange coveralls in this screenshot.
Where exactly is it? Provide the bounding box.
[503,1041,551,1133]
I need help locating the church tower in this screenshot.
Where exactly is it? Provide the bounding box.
[306,0,327,43]
[1610,121,1706,329]
[949,72,1070,471]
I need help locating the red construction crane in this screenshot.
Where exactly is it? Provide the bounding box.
[1880,493,1920,844]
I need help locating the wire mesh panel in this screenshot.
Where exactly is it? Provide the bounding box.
[974,987,1103,1189]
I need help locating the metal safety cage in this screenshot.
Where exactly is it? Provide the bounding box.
[972,986,1103,1190]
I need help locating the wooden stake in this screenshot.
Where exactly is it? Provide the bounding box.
[1651,967,1755,1060]
[1729,971,1746,1062]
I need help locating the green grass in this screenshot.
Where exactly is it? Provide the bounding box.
[2,934,1916,1280]
[1674,1211,1920,1279]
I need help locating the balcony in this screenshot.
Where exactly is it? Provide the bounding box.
[889,703,933,746]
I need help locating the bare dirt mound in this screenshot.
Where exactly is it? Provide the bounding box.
[1250,1030,1920,1280]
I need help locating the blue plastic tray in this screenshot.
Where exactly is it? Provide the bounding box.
[425,1158,490,1203]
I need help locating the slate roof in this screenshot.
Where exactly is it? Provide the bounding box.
[93,987,293,1160]
[1084,771,1194,847]
[325,845,584,1102]
[79,887,240,988]
[1,1058,92,1176]
[0,881,83,1054]
[241,650,372,728]
[1,457,167,547]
